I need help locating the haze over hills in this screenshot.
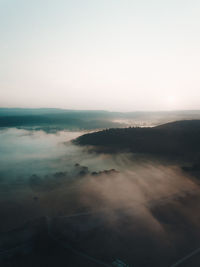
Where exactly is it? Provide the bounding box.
[0,108,124,131]
[1,108,200,132]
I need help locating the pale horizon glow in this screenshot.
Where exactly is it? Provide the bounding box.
[0,0,200,112]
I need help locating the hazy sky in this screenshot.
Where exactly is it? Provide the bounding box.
[0,0,200,111]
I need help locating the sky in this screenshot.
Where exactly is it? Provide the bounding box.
[0,0,200,111]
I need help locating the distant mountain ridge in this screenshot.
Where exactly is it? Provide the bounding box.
[0,108,111,117]
[0,108,123,131]
[1,108,200,132]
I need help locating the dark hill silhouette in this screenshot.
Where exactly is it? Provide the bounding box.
[74,120,200,157]
[156,120,200,131]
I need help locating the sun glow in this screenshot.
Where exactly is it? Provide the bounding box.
[165,96,179,110]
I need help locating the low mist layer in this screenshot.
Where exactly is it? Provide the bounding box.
[1,127,200,266]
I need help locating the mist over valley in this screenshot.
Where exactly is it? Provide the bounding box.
[1,109,200,266]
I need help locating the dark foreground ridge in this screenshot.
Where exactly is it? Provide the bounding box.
[74,120,200,157]
[2,188,200,267]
